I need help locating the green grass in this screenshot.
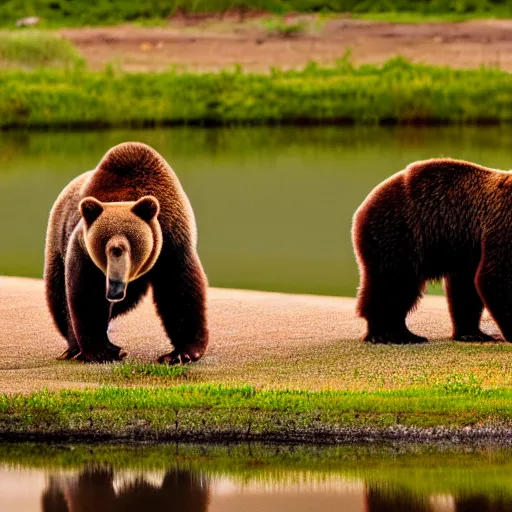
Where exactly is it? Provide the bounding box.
[4,57,512,129]
[111,360,189,381]
[354,10,512,23]
[3,382,512,440]
[1,1,512,28]
[262,15,308,37]
[0,30,84,68]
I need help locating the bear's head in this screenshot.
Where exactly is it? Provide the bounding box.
[79,196,163,302]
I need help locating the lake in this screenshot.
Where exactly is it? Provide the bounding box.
[2,125,512,296]
[2,443,512,512]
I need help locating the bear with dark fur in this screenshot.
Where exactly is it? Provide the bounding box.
[44,142,208,363]
[352,158,512,344]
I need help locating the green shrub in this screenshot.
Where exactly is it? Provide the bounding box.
[0,30,84,68]
[262,16,308,37]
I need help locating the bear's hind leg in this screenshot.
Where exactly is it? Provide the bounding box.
[445,270,495,342]
[358,270,426,345]
[44,251,81,360]
[151,251,208,365]
[476,249,512,342]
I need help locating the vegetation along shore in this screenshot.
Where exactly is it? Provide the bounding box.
[5,384,512,444]
[2,0,512,27]
[3,57,512,129]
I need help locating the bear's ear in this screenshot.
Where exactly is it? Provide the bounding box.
[132,196,160,222]
[79,197,104,227]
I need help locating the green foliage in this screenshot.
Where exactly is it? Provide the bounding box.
[1,0,512,27]
[262,16,308,37]
[2,58,512,128]
[435,373,485,396]
[0,30,84,68]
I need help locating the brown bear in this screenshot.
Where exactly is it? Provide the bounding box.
[44,141,208,363]
[352,157,512,344]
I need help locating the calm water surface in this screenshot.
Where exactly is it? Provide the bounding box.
[2,443,512,512]
[3,125,512,296]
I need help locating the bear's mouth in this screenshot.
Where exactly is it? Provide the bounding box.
[106,279,127,302]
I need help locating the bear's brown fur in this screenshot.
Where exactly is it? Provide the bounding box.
[44,142,208,363]
[352,157,512,344]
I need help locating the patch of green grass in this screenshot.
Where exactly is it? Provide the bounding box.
[0,30,84,68]
[353,11,512,23]
[111,361,189,381]
[3,383,512,440]
[1,1,512,28]
[4,57,512,129]
[262,16,308,37]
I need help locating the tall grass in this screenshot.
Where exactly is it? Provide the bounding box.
[0,0,511,27]
[0,30,84,68]
[1,58,512,129]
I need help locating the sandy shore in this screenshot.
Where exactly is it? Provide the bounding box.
[1,275,493,395]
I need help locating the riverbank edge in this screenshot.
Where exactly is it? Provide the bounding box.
[3,425,512,446]
[3,384,512,446]
[4,58,512,129]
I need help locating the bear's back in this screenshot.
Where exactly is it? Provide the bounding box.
[404,158,505,270]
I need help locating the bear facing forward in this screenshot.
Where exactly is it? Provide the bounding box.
[44,142,208,363]
[352,158,512,345]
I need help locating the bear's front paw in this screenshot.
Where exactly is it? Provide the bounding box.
[363,332,427,345]
[56,347,81,360]
[71,347,127,363]
[157,349,203,365]
[452,331,497,342]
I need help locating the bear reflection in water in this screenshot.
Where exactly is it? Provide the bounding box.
[42,467,512,512]
[42,467,209,512]
[366,486,512,512]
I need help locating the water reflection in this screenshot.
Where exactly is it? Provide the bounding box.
[365,485,433,511]
[454,496,512,512]
[42,467,209,512]
[7,465,506,512]
[365,486,512,512]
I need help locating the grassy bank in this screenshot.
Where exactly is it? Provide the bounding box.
[3,58,512,128]
[1,0,512,27]
[3,382,512,442]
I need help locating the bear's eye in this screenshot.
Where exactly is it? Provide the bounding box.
[111,247,123,258]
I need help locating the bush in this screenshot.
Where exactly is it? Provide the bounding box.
[0,30,84,68]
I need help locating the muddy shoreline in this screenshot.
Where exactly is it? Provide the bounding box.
[4,425,512,446]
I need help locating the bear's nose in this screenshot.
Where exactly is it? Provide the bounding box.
[107,279,126,302]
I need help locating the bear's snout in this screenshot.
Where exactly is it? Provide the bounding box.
[107,279,126,302]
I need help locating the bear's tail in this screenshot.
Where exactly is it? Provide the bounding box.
[96,142,167,177]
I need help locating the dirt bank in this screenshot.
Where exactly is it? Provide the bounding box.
[59,18,512,72]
